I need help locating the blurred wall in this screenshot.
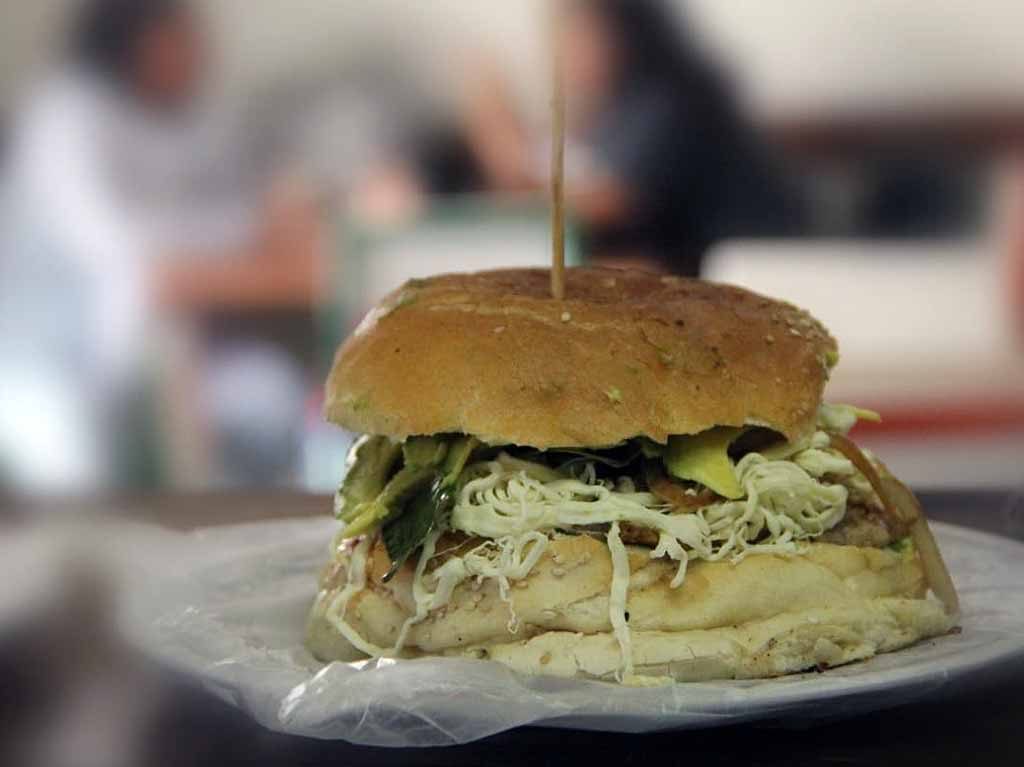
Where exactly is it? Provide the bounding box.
[6,1,1024,120]
[205,0,547,103]
[0,0,67,108]
[688,0,1024,117]
[210,0,1024,120]
[0,0,548,116]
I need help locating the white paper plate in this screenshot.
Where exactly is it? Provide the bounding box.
[123,519,1024,747]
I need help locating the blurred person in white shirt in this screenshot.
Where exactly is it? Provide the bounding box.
[0,0,320,494]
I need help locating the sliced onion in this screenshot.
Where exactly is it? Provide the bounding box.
[828,434,916,526]
[908,518,961,617]
[829,434,959,617]
[645,464,719,511]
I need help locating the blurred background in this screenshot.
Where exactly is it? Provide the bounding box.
[1,0,1023,498]
[1,2,1024,764]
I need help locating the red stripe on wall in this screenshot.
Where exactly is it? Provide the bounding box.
[853,399,1024,438]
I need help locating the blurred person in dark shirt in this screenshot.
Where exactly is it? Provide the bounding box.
[0,0,318,492]
[1002,157,1024,344]
[403,0,803,276]
[557,0,803,274]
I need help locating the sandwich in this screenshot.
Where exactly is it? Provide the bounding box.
[306,268,959,684]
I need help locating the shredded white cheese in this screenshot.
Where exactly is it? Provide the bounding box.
[322,536,394,657]
[606,522,633,678]
[452,451,847,569]
[452,454,711,564]
[389,529,552,649]
[392,528,443,653]
[697,453,848,562]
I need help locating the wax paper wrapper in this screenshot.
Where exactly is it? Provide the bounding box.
[118,519,1024,748]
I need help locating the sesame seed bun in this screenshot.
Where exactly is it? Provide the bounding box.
[324,268,838,447]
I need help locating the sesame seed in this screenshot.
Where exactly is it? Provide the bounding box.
[789,328,803,337]
[561,312,572,323]
[551,567,567,578]
[765,334,775,344]
[494,326,506,334]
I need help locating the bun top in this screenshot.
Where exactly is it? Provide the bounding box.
[325,268,838,448]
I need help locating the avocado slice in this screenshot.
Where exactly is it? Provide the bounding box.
[665,427,745,500]
[334,436,403,521]
[341,465,437,539]
[402,436,449,469]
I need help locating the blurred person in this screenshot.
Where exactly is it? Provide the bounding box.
[1002,155,1024,344]
[386,0,803,275]
[0,0,320,493]
[551,0,805,274]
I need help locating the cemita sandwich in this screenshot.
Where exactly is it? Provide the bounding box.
[307,268,959,683]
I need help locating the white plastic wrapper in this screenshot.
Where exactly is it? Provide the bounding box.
[120,519,1024,747]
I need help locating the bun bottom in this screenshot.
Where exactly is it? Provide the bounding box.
[444,598,952,682]
[306,535,956,682]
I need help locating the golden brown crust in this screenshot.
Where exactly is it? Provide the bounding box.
[324,268,837,448]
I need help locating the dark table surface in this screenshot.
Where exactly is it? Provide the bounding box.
[2,489,1023,766]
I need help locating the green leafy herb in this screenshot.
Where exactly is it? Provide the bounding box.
[886,536,913,555]
[381,438,481,581]
[382,486,438,581]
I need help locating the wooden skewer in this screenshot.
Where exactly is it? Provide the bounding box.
[550,0,567,301]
